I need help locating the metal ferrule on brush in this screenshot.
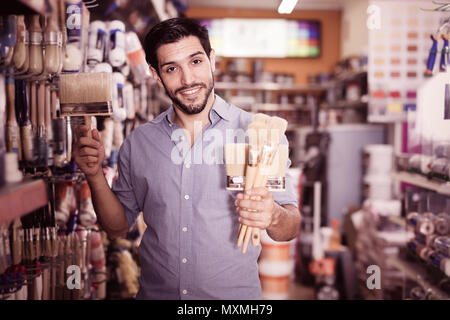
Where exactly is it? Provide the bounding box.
[44,31,59,45]
[248,145,260,167]
[260,143,278,167]
[21,125,34,162]
[29,31,43,45]
[60,101,113,116]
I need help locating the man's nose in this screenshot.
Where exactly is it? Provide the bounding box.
[180,67,194,85]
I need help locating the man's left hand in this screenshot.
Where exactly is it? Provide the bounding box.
[234,187,278,229]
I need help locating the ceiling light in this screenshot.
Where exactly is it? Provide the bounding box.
[278,0,299,14]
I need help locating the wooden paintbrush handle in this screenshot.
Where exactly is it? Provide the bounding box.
[251,174,269,246]
[84,116,95,168]
[237,165,258,249]
[31,81,37,129]
[37,81,45,128]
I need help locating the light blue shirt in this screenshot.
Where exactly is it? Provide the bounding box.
[112,94,298,300]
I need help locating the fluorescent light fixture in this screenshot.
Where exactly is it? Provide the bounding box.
[278,0,299,14]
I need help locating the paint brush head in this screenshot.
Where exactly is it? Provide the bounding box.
[268,116,288,145]
[253,113,270,124]
[247,122,262,147]
[59,72,113,117]
[247,121,265,165]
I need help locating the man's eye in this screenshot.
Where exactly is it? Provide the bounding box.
[166,66,176,73]
[192,59,202,64]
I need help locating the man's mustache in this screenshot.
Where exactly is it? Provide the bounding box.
[175,83,207,95]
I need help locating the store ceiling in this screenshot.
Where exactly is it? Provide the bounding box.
[186,0,345,11]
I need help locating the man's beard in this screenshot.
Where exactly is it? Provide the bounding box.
[162,75,214,115]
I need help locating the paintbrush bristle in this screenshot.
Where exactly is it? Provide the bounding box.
[247,122,261,147]
[253,113,270,124]
[59,73,112,104]
[268,116,288,144]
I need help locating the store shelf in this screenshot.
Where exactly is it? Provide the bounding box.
[215,82,329,93]
[0,0,48,15]
[321,100,368,109]
[242,103,310,112]
[387,256,450,299]
[392,171,450,196]
[334,70,367,82]
[0,178,48,225]
[367,114,407,123]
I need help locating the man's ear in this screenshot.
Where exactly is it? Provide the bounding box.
[150,65,164,89]
[209,48,216,73]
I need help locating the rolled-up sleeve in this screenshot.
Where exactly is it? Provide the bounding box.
[112,138,141,228]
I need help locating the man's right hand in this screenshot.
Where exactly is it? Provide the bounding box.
[74,125,105,179]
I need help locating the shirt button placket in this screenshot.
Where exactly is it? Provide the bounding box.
[180,155,193,299]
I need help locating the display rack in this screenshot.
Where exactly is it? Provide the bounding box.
[321,100,368,109]
[0,178,48,225]
[215,82,329,94]
[391,171,450,196]
[387,255,450,300]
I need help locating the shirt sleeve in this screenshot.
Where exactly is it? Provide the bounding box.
[272,135,299,208]
[111,137,141,228]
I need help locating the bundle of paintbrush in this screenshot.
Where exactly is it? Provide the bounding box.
[235,114,288,254]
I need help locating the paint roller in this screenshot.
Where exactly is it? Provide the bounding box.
[58,72,113,165]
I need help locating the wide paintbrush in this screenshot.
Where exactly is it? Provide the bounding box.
[59,72,113,166]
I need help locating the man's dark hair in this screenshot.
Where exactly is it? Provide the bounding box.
[144,17,212,72]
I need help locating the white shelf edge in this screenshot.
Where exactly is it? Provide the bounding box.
[391,171,450,196]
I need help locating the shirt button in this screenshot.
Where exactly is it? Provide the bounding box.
[182,290,188,295]
[180,136,185,141]
[168,123,172,127]
[185,163,191,169]
[182,258,187,263]
[184,194,189,200]
[182,227,188,232]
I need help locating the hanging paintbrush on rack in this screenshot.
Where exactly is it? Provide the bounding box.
[425,35,436,75]
[36,81,48,167]
[44,0,62,76]
[5,70,22,160]
[13,15,28,73]
[0,15,16,69]
[440,34,449,72]
[15,79,34,163]
[28,15,44,76]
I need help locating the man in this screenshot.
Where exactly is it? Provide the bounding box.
[74,17,300,300]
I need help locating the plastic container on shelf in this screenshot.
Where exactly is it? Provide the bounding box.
[125,31,150,83]
[258,259,294,300]
[363,144,393,175]
[87,21,107,66]
[107,20,126,67]
[260,230,293,262]
[363,174,392,200]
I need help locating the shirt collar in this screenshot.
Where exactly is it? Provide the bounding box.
[209,94,231,122]
[152,94,231,127]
